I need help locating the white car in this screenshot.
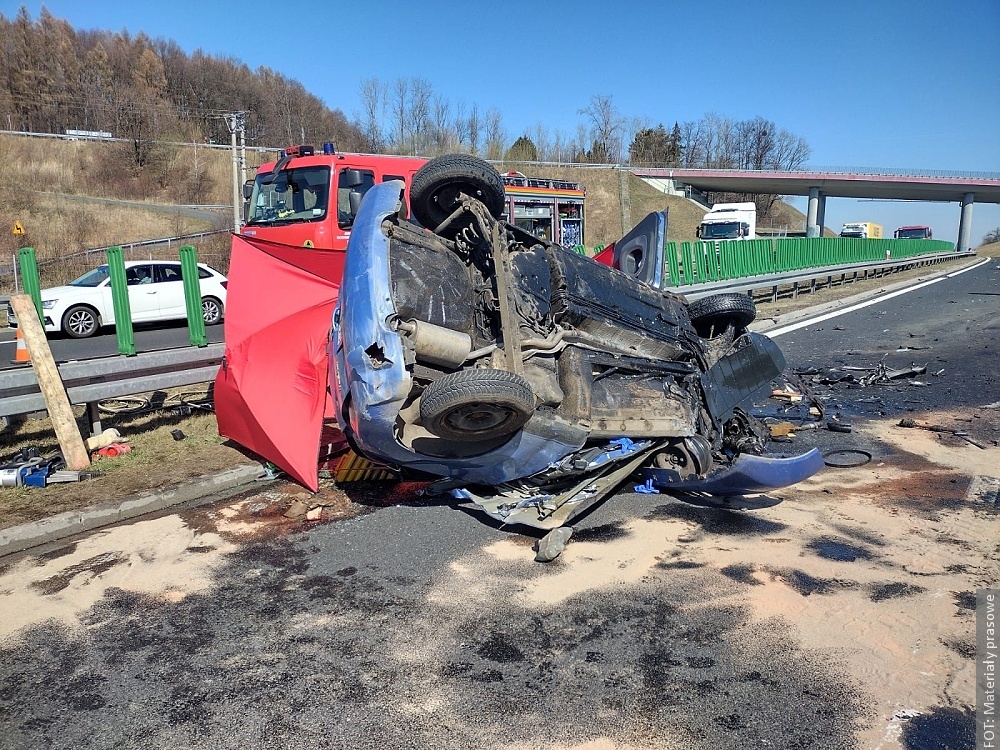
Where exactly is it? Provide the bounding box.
[7,260,228,338]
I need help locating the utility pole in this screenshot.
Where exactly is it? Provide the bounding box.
[224,112,246,233]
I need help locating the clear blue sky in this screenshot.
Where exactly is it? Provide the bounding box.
[7,0,1000,243]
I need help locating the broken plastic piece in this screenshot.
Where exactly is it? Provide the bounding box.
[633,478,661,494]
[535,527,573,562]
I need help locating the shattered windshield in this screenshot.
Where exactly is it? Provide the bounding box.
[69,266,110,287]
[700,221,743,240]
[246,166,330,225]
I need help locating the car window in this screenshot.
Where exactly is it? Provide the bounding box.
[198,267,213,279]
[338,168,376,229]
[125,265,154,285]
[156,264,184,283]
[70,266,110,287]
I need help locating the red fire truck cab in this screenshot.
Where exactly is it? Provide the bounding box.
[241,143,427,253]
[242,145,587,255]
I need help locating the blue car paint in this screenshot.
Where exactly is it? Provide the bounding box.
[329,181,583,484]
[636,448,826,495]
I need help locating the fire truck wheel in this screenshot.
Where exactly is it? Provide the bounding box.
[410,154,506,234]
[688,293,756,339]
[419,369,535,442]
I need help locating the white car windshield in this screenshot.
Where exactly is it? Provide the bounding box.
[69,266,110,287]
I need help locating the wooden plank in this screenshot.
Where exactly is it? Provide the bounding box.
[8,295,91,470]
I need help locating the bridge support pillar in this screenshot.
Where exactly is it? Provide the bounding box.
[816,194,827,236]
[957,192,974,252]
[806,187,820,237]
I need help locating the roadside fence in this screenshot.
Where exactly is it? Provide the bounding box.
[2,230,230,293]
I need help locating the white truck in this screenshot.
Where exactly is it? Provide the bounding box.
[840,221,883,239]
[696,202,756,241]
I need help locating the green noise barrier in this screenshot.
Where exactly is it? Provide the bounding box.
[665,237,953,286]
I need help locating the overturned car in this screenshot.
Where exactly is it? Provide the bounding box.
[329,155,823,530]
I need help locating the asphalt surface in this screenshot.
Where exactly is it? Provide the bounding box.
[0,258,994,750]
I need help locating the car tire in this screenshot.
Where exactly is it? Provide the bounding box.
[419,368,535,442]
[410,154,506,234]
[62,305,100,338]
[202,297,224,326]
[688,293,756,338]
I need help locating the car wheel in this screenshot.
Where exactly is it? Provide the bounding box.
[410,154,506,234]
[202,297,224,326]
[62,305,100,338]
[688,293,756,338]
[419,369,535,442]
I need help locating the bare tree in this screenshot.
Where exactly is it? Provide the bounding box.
[406,77,433,154]
[483,107,506,160]
[578,94,625,163]
[453,98,469,151]
[530,122,550,161]
[431,93,454,154]
[466,102,481,155]
[389,77,408,151]
[357,76,385,152]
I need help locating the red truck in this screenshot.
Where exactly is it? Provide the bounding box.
[240,143,427,255]
[241,144,586,258]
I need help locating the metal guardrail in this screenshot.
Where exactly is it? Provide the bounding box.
[0,344,223,419]
[0,252,974,422]
[678,250,969,301]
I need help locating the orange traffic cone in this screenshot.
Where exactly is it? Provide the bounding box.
[10,327,30,365]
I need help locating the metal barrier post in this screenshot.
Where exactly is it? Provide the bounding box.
[106,247,136,356]
[17,247,43,323]
[179,245,207,347]
[665,241,681,286]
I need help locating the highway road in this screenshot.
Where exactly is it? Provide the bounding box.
[0,261,997,749]
[0,321,225,367]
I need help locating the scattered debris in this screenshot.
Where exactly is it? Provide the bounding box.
[283,500,310,519]
[85,428,129,452]
[897,418,987,449]
[171,429,186,441]
[256,462,284,481]
[771,388,803,403]
[535,527,574,562]
[1,446,95,487]
[796,361,930,388]
[823,449,873,468]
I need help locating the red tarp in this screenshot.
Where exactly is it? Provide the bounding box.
[215,235,345,490]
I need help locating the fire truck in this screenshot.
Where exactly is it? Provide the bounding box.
[500,171,585,247]
[240,145,586,257]
[240,143,427,253]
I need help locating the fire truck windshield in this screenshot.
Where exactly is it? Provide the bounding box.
[246,166,330,225]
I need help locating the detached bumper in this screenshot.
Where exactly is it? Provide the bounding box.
[636,448,825,495]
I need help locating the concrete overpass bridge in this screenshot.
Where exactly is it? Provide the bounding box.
[631,167,1000,251]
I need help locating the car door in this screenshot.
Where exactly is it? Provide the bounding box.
[124,264,161,322]
[153,263,187,319]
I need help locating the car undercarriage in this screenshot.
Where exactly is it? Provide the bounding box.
[329,155,823,530]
